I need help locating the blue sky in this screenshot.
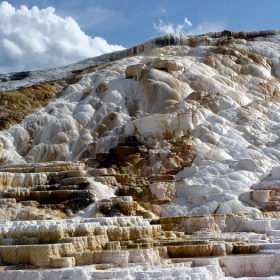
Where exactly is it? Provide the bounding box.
[1,0,279,73]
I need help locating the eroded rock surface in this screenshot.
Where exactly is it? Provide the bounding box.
[1,30,280,278]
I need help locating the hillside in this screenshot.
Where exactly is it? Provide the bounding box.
[1,30,280,279]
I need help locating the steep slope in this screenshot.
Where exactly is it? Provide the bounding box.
[1,30,280,278]
[1,30,280,216]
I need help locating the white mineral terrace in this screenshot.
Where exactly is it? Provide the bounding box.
[1,30,280,278]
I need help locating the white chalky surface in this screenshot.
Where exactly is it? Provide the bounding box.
[2,32,280,215]
[2,31,280,279]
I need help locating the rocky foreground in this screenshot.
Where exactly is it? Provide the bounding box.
[1,30,280,279]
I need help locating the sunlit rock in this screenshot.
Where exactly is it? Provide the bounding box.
[151,59,184,73]
[1,30,280,278]
[125,63,149,81]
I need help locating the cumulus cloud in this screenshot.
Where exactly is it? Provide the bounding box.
[153,16,224,36]
[0,1,124,73]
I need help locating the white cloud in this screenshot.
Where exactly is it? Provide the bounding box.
[0,1,124,73]
[153,19,174,34]
[184,18,192,28]
[2,38,23,58]
[153,16,225,36]
[153,17,193,34]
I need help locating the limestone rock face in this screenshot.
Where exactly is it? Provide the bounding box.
[2,30,280,278]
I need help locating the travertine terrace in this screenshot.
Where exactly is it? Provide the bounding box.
[1,30,280,279]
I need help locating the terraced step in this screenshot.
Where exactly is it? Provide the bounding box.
[1,189,96,204]
[0,162,85,173]
[68,247,163,266]
[0,243,75,267]
[167,242,228,258]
